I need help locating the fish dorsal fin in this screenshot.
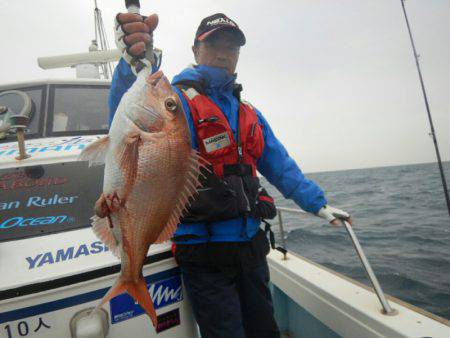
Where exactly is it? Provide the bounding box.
[91,215,121,258]
[154,150,209,243]
[78,136,110,166]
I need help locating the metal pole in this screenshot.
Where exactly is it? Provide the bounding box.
[93,0,113,79]
[277,209,288,260]
[400,0,450,218]
[274,207,396,314]
[15,128,30,160]
[342,220,397,315]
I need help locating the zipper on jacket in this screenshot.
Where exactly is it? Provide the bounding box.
[238,177,251,213]
[250,122,256,136]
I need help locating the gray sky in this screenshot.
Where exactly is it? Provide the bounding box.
[0,0,449,173]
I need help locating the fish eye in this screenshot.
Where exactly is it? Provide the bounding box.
[164,98,178,113]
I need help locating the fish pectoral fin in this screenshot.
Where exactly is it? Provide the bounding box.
[117,133,141,202]
[78,136,110,165]
[91,215,121,258]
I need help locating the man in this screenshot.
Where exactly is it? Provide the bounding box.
[108,12,351,338]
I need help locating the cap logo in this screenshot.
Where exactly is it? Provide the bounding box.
[206,17,236,27]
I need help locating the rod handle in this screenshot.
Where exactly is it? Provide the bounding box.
[125,0,140,13]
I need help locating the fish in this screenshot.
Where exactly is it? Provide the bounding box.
[79,68,205,327]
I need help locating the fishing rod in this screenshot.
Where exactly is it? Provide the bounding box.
[124,0,154,73]
[125,0,141,14]
[400,0,450,219]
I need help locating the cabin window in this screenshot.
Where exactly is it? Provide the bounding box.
[0,86,46,142]
[48,85,109,136]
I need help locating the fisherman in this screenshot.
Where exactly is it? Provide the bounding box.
[104,12,352,338]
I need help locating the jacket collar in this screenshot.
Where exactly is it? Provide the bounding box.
[172,64,237,93]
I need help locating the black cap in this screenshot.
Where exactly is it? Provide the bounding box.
[195,13,246,46]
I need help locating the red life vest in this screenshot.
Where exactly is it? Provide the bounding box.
[177,86,276,226]
[181,87,264,177]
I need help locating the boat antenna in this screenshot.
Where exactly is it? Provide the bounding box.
[93,0,114,79]
[400,0,450,219]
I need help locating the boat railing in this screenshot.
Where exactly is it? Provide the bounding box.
[275,206,398,316]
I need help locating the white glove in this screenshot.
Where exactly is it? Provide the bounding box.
[114,13,159,73]
[317,205,350,223]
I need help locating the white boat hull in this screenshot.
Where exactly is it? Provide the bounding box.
[0,252,199,337]
[268,250,450,338]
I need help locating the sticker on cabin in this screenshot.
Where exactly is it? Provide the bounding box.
[0,161,103,242]
[0,136,101,157]
[203,132,230,153]
[156,309,180,333]
[25,241,110,269]
[110,275,183,324]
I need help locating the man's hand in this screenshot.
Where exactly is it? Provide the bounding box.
[94,194,110,218]
[317,205,352,226]
[115,13,159,69]
[94,193,121,219]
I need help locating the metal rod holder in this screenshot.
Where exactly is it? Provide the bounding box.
[275,207,397,315]
[277,210,288,260]
[342,220,397,315]
[15,128,30,160]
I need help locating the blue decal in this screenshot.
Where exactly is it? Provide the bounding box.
[26,241,109,269]
[0,268,180,324]
[0,144,88,157]
[38,252,55,267]
[110,275,183,324]
[26,255,42,270]
[0,215,69,229]
[26,194,78,208]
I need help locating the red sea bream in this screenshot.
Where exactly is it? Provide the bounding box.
[79,68,204,327]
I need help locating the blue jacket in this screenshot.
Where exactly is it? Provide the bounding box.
[109,58,327,243]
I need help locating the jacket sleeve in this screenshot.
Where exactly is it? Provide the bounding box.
[108,59,136,126]
[108,57,161,126]
[255,110,327,214]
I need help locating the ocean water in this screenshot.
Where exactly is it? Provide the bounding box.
[262,161,450,320]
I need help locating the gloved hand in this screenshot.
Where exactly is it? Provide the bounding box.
[317,205,352,225]
[254,187,277,220]
[115,12,159,72]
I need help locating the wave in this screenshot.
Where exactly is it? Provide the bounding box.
[264,162,450,319]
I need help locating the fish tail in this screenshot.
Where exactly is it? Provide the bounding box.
[126,276,158,328]
[95,276,126,313]
[97,275,158,328]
